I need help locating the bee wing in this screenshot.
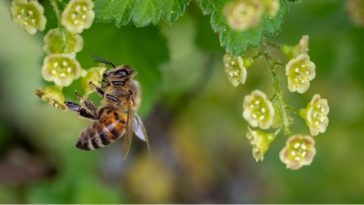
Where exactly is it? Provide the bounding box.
[121,96,134,159]
[133,113,150,152]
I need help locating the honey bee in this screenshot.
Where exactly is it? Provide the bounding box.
[65,56,149,158]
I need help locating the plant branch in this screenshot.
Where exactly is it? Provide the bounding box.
[263,50,291,136]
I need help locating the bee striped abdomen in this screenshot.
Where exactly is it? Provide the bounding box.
[76,110,127,150]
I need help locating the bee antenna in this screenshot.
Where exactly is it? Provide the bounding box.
[92,55,116,68]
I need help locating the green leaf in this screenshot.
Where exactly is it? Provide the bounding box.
[198,0,288,56]
[94,0,191,27]
[77,23,169,116]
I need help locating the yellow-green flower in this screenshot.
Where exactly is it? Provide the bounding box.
[282,35,310,60]
[224,0,263,32]
[223,53,249,87]
[10,0,46,35]
[246,127,276,162]
[280,135,316,170]
[285,54,316,94]
[300,94,329,136]
[81,66,107,96]
[262,0,280,18]
[43,28,84,54]
[35,86,66,110]
[61,0,95,33]
[42,54,81,87]
[243,90,275,129]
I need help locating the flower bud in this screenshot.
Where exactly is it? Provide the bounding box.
[246,127,276,162]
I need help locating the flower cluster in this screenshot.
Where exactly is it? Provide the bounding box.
[223,53,250,87]
[36,0,95,109]
[223,0,280,31]
[279,135,316,170]
[227,35,329,170]
[9,0,98,109]
[10,0,46,35]
[246,127,275,161]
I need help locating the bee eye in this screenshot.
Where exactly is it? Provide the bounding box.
[113,69,128,77]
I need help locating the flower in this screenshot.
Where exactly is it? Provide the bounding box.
[61,0,95,33]
[35,86,66,110]
[347,0,364,27]
[285,54,316,94]
[42,54,82,87]
[246,127,276,162]
[281,35,310,60]
[81,66,107,96]
[243,90,275,129]
[43,28,84,54]
[300,94,329,136]
[10,0,46,35]
[280,134,316,170]
[262,0,280,18]
[298,35,309,54]
[223,53,249,87]
[224,0,263,31]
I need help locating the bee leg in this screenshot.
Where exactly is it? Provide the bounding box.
[74,91,98,116]
[89,82,105,96]
[64,101,98,120]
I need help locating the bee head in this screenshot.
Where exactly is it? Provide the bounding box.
[102,65,135,80]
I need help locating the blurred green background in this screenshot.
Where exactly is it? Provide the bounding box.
[1,0,364,203]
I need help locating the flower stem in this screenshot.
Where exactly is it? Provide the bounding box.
[50,0,68,53]
[263,50,292,136]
